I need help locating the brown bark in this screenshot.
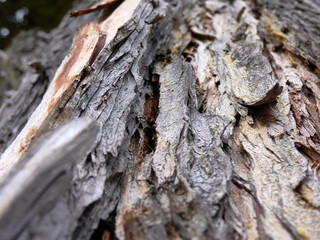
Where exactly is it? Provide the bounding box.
[0,0,319,239]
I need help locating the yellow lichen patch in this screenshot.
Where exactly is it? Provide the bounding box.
[297,227,310,240]
[312,104,318,111]
[228,112,236,118]
[264,15,287,44]
[174,31,183,41]
[246,222,253,229]
[170,31,184,54]
[223,55,235,68]
[171,45,179,54]
[243,66,247,71]
[208,61,214,68]
[138,180,151,194]
[159,140,167,148]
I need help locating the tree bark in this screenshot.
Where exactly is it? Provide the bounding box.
[0,0,320,239]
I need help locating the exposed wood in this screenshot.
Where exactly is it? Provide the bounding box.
[70,0,121,17]
[0,0,142,180]
[0,1,101,154]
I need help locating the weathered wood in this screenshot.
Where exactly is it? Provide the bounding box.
[0,0,320,239]
[0,1,100,154]
[0,118,99,240]
[0,0,143,178]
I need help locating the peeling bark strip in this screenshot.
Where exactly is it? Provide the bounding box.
[0,0,142,180]
[0,2,100,155]
[0,0,320,240]
[70,0,121,17]
[0,22,101,178]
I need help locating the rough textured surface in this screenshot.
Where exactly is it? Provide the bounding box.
[256,0,320,69]
[0,0,320,239]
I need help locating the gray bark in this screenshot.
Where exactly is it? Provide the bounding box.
[0,0,319,239]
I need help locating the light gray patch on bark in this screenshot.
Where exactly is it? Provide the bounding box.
[0,118,99,240]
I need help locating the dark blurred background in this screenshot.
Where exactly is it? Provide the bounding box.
[0,0,73,49]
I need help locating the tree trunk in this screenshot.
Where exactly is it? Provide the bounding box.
[0,0,320,239]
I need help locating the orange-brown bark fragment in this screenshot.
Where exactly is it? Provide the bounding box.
[70,0,121,17]
[16,23,101,157]
[53,22,100,94]
[18,127,38,153]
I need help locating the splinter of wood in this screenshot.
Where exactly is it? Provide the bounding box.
[70,0,121,17]
[236,7,246,23]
